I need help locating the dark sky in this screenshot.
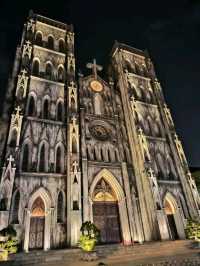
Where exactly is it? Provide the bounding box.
[0,0,200,166]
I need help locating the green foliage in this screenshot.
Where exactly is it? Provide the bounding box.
[79,221,100,251]
[0,225,17,239]
[185,218,200,240]
[0,239,18,254]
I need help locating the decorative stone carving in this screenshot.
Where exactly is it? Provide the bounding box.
[22,41,32,60]
[138,127,151,161]
[130,95,140,121]
[147,167,162,210]
[16,70,29,99]
[67,32,74,45]
[174,134,187,165]
[67,53,75,73]
[187,172,200,209]
[8,106,23,147]
[164,104,174,127]
[68,81,77,111]
[0,155,16,213]
[70,116,79,153]
[27,19,35,33]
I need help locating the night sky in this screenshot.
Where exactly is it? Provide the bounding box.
[0,0,200,166]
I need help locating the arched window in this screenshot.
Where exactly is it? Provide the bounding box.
[32,60,39,76]
[58,66,64,82]
[22,144,30,171]
[47,36,54,50]
[9,129,17,147]
[11,191,20,224]
[56,102,63,121]
[43,99,49,119]
[59,39,65,53]
[35,32,43,46]
[45,63,52,80]
[27,96,35,116]
[57,192,64,223]
[56,146,62,173]
[39,144,46,172]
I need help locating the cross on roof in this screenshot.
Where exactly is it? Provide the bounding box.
[72,160,78,173]
[15,106,21,114]
[86,59,103,79]
[21,69,27,76]
[69,81,76,89]
[148,167,154,178]
[7,155,14,164]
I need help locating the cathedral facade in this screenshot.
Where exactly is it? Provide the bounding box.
[0,12,199,252]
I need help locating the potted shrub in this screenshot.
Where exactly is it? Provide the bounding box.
[79,221,100,252]
[0,225,18,261]
[185,218,200,248]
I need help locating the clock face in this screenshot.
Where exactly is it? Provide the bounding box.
[90,80,103,92]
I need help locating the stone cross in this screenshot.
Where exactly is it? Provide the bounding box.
[86,59,103,79]
[15,106,21,115]
[72,161,79,174]
[7,155,14,164]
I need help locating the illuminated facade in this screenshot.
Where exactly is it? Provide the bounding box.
[0,12,199,251]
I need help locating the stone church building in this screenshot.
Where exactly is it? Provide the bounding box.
[0,11,199,252]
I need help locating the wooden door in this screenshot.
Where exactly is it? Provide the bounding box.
[93,201,121,244]
[29,216,45,249]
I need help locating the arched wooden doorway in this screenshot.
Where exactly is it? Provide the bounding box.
[92,179,121,244]
[29,197,45,249]
[164,196,179,240]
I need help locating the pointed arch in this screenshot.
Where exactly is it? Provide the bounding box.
[57,191,64,223]
[9,128,18,147]
[32,59,40,76]
[55,143,64,173]
[57,65,64,82]
[10,190,20,224]
[56,100,64,121]
[27,95,36,116]
[42,97,50,119]
[24,187,53,251]
[89,169,125,201]
[28,187,53,211]
[38,141,49,172]
[21,143,31,171]
[45,62,53,80]
[58,39,65,53]
[47,35,54,50]
[35,31,43,46]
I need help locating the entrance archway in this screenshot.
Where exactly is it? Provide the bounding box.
[23,187,53,252]
[93,179,121,243]
[164,193,185,240]
[29,197,45,249]
[89,169,132,245]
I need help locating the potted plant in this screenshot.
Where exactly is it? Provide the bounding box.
[79,221,100,252]
[0,225,18,261]
[185,218,200,248]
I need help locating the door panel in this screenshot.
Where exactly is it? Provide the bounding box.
[29,217,45,249]
[93,202,121,244]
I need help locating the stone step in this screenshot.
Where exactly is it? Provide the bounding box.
[1,240,196,266]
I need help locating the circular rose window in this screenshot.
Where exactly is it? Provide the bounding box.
[89,125,110,140]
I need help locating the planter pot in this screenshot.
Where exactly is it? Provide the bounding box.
[0,249,8,261]
[0,236,8,242]
[81,239,96,252]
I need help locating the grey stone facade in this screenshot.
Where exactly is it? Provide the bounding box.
[0,12,199,252]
